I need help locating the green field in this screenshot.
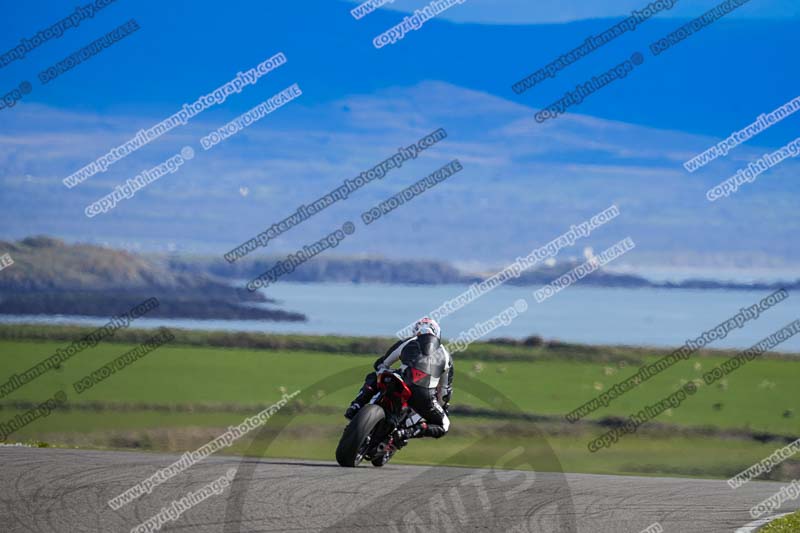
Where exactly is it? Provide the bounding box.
[1,327,798,481]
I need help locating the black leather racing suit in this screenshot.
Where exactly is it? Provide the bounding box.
[355,334,454,438]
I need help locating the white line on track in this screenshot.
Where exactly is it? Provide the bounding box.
[735,512,792,532]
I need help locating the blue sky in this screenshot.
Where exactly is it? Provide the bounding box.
[345,0,800,23]
[0,0,798,274]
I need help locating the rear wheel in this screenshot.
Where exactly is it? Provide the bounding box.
[336,404,385,467]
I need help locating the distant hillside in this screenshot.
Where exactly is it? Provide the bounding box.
[506,261,799,291]
[167,255,475,285]
[166,253,798,292]
[0,237,304,322]
[1,237,794,326]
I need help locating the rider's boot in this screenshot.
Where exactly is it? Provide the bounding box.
[393,421,427,446]
[344,373,378,420]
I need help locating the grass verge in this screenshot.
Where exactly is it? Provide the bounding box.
[760,510,800,532]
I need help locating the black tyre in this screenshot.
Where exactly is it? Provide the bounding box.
[336,404,385,467]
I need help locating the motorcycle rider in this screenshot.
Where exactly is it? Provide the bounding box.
[344,317,454,439]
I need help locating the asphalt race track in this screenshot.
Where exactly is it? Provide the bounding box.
[1,447,796,532]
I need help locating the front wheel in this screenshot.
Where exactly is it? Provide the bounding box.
[336,404,385,467]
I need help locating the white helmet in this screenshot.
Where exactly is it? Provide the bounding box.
[413,317,441,339]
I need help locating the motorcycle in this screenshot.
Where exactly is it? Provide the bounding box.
[336,369,424,467]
